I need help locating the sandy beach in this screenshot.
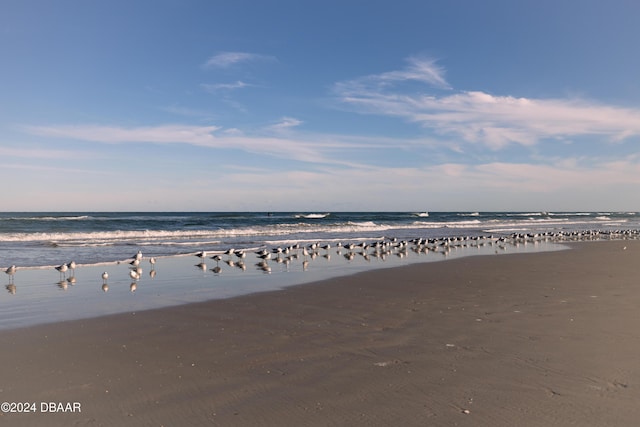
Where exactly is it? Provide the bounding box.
[1,240,640,426]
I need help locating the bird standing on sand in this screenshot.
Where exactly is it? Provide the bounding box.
[5,265,16,283]
[67,261,76,275]
[102,271,109,284]
[196,251,207,261]
[55,263,68,279]
[149,257,156,268]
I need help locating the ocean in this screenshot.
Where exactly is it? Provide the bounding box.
[1,211,638,269]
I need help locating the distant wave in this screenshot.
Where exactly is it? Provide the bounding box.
[548,212,593,216]
[458,212,480,217]
[0,215,92,221]
[294,213,330,219]
[504,212,546,217]
[414,212,430,217]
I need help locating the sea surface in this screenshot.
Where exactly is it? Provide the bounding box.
[1,211,638,268]
[1,211,638,330]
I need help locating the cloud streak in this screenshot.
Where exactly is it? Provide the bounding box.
[203,51,276,68]
[25,124,355,166]
[335,57,640,149]
[200,81,252,93]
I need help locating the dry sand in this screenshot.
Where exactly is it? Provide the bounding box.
[1,240,639,426]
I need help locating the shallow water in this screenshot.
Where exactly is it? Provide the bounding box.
[0,240,567,330]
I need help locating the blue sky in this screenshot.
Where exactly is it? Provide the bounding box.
[2,0,640,211]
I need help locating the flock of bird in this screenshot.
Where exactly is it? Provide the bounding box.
[187,228,640,275]
[4,229,640,294]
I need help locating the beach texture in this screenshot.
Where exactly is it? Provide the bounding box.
[1,240,639,426]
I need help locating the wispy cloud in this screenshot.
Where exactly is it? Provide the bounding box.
[160,105,217,121]
[335,57,640,149]
[203,51,276,69]
[26,124,343,165]
[200,81,253,93]
[266,117,303,132]
[206,156,640,210]
[335,55,450,93]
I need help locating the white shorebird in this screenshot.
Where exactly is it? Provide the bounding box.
[257,252,271,261]
[55,263,68,279]
[5,265,16,283]
[149,257,156,268]
[134,250,143,261]
[67,260,76,275]
[101,271,109,284]
[196,251,207,261]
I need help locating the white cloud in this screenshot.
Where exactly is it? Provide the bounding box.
[26,124,341,165]
[335,55,450,92]
[203,51,276,68]
[200,81,252,93]
[335,58,640,149]
[266,117,303,132]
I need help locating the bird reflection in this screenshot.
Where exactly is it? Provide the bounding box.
[195,262,207,271]
[256,261,271,273]
[129,269,140,281]
[130,282,137,292]
[57,280,68,290]
[211,266,222,274]
[101,283,109,292]
[5,284,16,295]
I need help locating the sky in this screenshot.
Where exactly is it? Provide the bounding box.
[2,0,640,212]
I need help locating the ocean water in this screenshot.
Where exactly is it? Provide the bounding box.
[1,211,638,268]
[1,211,638,329]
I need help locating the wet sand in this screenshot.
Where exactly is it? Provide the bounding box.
[1,240,639,426]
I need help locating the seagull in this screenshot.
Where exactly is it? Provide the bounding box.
[257,252,271,261]
[55,263,68,279]
[5,265,16,283]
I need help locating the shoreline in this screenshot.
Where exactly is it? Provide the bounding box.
[0,238,566,331]
[2,240,640,426]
